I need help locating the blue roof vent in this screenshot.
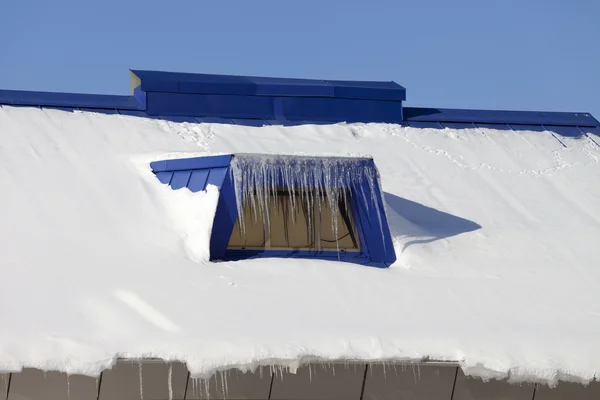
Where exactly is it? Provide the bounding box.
[131,70,405,124]
[150,154,396,267]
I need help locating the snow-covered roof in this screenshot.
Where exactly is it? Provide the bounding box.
[1,70,600,387]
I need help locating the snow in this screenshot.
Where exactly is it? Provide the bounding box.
[1,106,600,386]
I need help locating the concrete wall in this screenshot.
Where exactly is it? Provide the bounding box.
[3,361,599,400]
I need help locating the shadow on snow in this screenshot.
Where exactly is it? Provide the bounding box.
[384,192,481,252]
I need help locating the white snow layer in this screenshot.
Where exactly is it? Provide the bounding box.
[1,106,599,386]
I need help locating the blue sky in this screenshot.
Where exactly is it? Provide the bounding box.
[1,0,598,118]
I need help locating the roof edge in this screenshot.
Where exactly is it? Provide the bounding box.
[0,89,145,111]
[404,107,599,127]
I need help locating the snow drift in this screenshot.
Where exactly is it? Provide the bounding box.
[1,106,600,386]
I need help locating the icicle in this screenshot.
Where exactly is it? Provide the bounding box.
[138,362,144,400]
[203,377,210,399]
[66,374,71,400]
[230,154,385,251]
[219,370,226,397]
[168,364,173,400]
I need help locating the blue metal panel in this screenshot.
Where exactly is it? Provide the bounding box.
[0,89,144,110]
[273,98,285,120]
[509,124,546,132]
[352,180,396,265]
[133,85,146,109]
[134,70,254,94]
[146,92,275,119]
[280,97,403,123]
[155,171,173,184]
[206,167,228,187]
[332,83,406,102]
[252,77,334,97]
[545,125,585,138]
[150,155,232,172]
[210,173,238,260]
[187,169,210,192]
[170,170,192,190]
[404,107,599,127]
[132,69,406,101]
[407,121,442,129]
[179,78,256,96]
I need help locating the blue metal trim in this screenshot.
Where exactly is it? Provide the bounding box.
[404,107,599,127]
[150,154,233,172]
[210,171,238,260]
[0,89,144,110]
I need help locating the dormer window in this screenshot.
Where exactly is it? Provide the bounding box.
[227,187,361,253]
[150,153,396,267]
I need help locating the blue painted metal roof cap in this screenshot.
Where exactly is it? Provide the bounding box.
[131,70,406,102]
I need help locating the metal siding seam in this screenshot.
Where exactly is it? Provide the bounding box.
[183,371,191,400]
[531,383,537,400]
[449,367,458,400]
[5,373,11,400]
[267,372,275,400]
[95,371,103,400]
[359,364,369,400]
